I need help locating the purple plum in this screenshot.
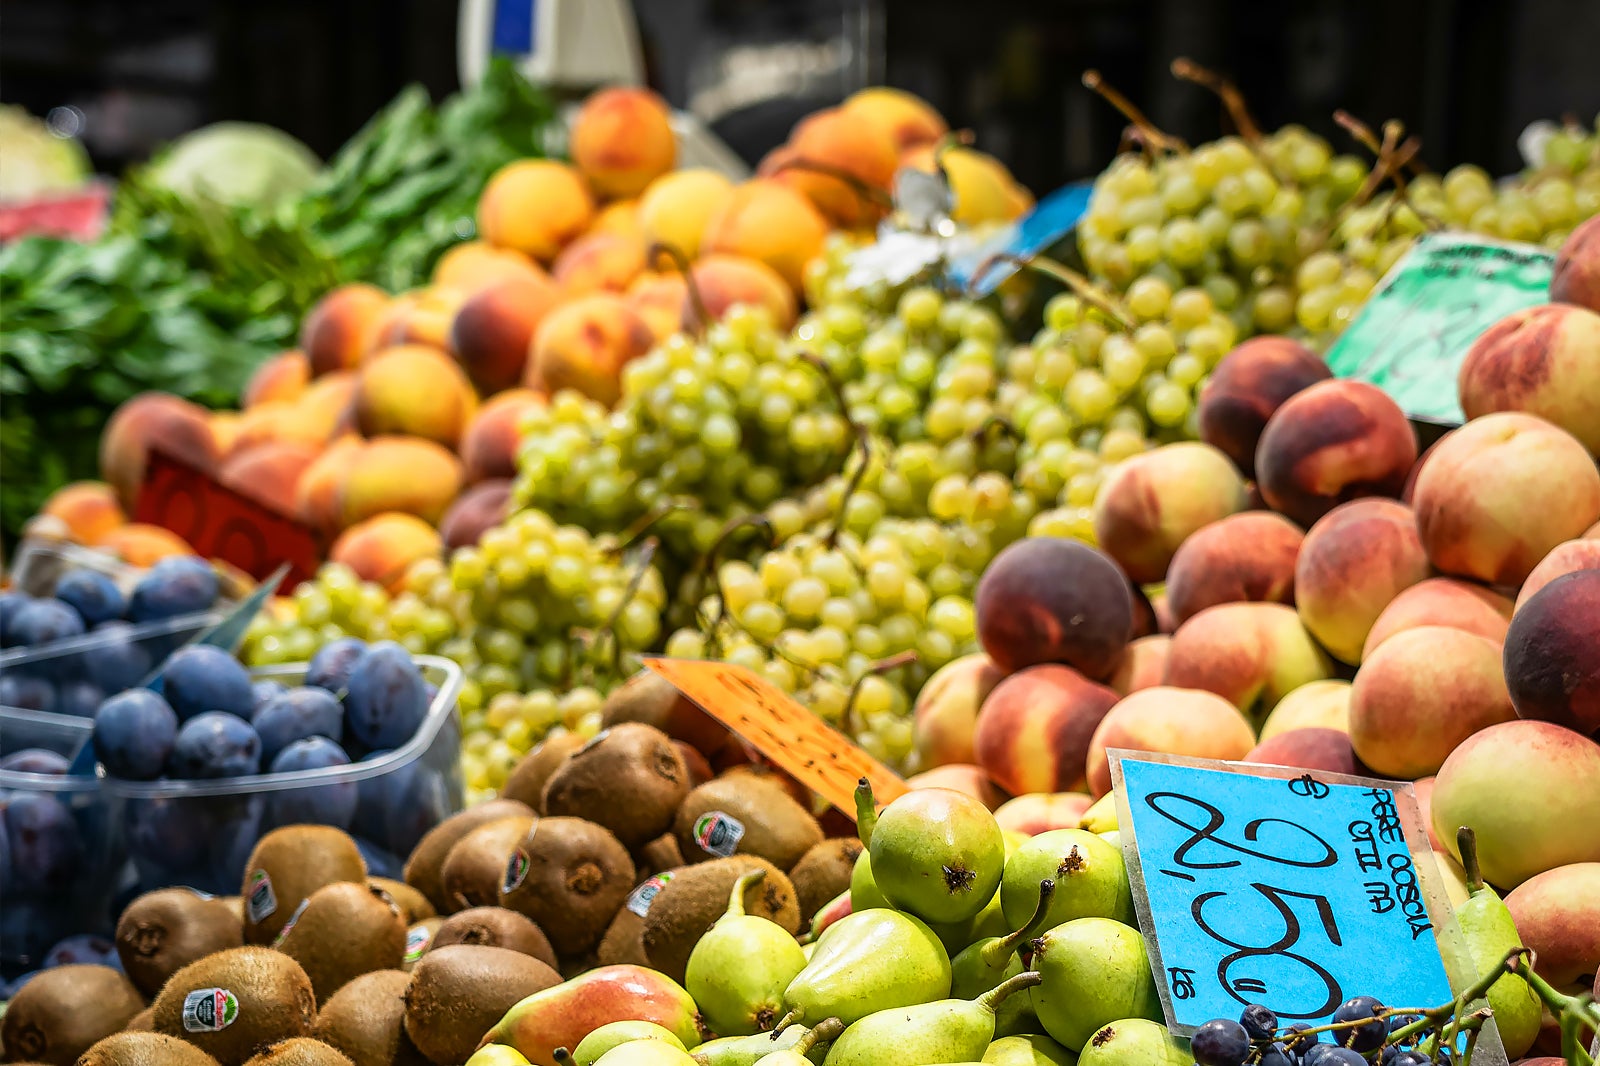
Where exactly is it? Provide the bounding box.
[44,934,119,969]
[161,645,254,722]
[0,750,70,775]
[53,571,126,627]
[253,686,344,764]
[0,591,34,646]
[268,737,357,829]
[2,792,83,892]
[8,599,85,646]
[94,690,178,780]
[170,711,261,779]
[305,637,367,693]
[0,674,56,712]
[126,555,219,623]
[85,621,155,692]
[343,642,429,750]
[55,680,104,718]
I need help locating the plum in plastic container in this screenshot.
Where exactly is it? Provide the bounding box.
[100,656,465,895]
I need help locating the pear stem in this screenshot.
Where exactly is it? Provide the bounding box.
[854,777,878,845]
[793,1017,846,1054]
[1456,826,1486,893]
[770,1008,802,1035]
[727,868,766,919]
[553,1050,576,1066]
[985,879,1057,966]
[980,970,1043,1011]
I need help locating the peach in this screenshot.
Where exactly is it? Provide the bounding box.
[1294,499,1431,663]
[590,199,644,243]
[841,86,947,152]
[354,345,479,449]
[974,537,1133,680]
[295,371,359,440]
[1515,538,1600,611]
[477,160,595,262]
[100,523,194,567]
[1504,863,1600,988]
[1127,581,1158,641]
[1198,336,1332,477]
[905,764,1009,811]
[217,442,320,516]
[431,240,546,294]
[1255,379,1418,527]
[300,283,389,376]
[1108,635,1170,696]
[448,274,561,395]
[1551,213,1600,312]
[1504,569,1600,739]
[366,286,465,353]
[911,653,1005,769]
[685,254,798,332]
[1085,686,1258,797]
[1091,442,1249,583]
[330,512,443,591]
[295,435,364,535]
[700,180,828,293]
[1432,719,1600,889]
[974,664,1121,795]
[438,479,514,551]
[1348,626,1515,778]
[209,412,243,457]
[551,233,647,296]
[1163,602,1335,722]
[994,792,1095,836]
[1361,577,1513,659]
[335,435,464,528]
[1244,727,1363,776]
[1258,680,1352,741]
[770,107,898,228]
[1458,303,1600,454]
[226,401,338,457]
[99,392,221,509]
[40,481,126,545]
[569,87,676,200]
[1411,776,1446,851]
[1412,412,1600,585]
[460,388,544,484]
[625,272,691,343]
[1164,511,1302,624]
[243,350,310,407]
[526,293,654,407]
[637,169,734,260]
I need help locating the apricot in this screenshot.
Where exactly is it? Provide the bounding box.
[1361,577,1513,658]
[1163,602,1335,722]
[437,479,514,551]
[1085,686,1258,798]
[226,400,339,457]
[460,388,544,484]
[243,350,310,407]
[300,283,389,376]
[686,254,798,332]
[354,345,479,449]
[1257,679,1351,741]
[431,240,547,294]
[974,536,1133,680]
[637,168,734,260]
[1458,303,1600,454]
[477,159,595,262]
[700,180,828,293]
[335,436,464,528]
[330,512,443,591]
[209,412,243,457]
[590,198,644,243]
[1255,379,1418,527]
[100,523,194,567]
[769,107,897,228]
[296,371,359,441]
[841,86,947,152]
[993,793,1095,837]
[294,435,364,535]
[1412,412,1600,586]
[625,271,691,343]
[1165,511,1302,625]
[1197,336,1331,477]
[974,664,1120,795]
[1108,635,1170,696]
[1091,441,1249,584]
[569,87,677,200]
[1245,727,1363,777]
[1550,213,1600,313]
[551,233,647,296]
[100,392,221,509]
[448,274,561,395]
[1516,538,1600,611]
[526,293,655,407]
[217,442,320,516]
[911,653,1005,769]
[904,764,1009,811]
[40,481,126,546]
[366,286,465,353]
[1294,499,1431,664]
[1503,569,1600,739]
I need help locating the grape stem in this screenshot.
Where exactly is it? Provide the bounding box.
[767,155,895,212]
[1082,70,1188,154]
[967,251,1134,330]
[646,241,711,336]
[1170,57,1262,144]
[694,513,777,655]
[612,497,700,554]
[797,351,874,550]
[1335,111,1428,179]
[592,535,658,678]
[839,650,918,737]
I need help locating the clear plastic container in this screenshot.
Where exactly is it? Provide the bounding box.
[100,656,466,896]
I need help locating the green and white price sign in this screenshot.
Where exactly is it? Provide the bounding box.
[1324,232,1554,425]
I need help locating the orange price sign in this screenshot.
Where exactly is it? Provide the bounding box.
[643,658,907,819]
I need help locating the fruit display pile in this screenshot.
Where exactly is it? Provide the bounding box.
[4,59,1600,1066]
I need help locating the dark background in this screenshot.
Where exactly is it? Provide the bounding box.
[4,0,1599,192]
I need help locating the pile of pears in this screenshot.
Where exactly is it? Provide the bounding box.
[476,779,1193,1066]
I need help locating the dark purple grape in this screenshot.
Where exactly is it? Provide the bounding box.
[1333,996,1387,1053]
[161,645,254,722]
[1388,1052,1430,1066]
[170,712,261,779]
[268,737,357,829]
[1241,1003,1279,1043]
[1283,1024,1319,1055]
[254,687,344,764]
[1259,1044,1297,1066]
[127,556,219,623]
[1191,1018,1252,1066]
[1320,1049,1367,1065]
[344,642,428,749]
[304,637,367,693]
[53,571,126,627]
[1301,1046,1336,1066]
[94,690,179,780]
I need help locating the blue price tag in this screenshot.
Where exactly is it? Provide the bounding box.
[1110,752,1457,1033]
[491,0,537,56]
[948,181,1093,295]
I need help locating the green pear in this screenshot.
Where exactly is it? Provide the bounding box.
[591,1041,700,1065]
[691,1024,815,1066]
[848,850,891,911]
[1076,1019,1189,1066]
[1001,829,1133,930]
[573,1022,687,1065]
[687,869,810,1035]
[782,908,951,1026]
[1454,828,1540,1057]
[868,785,1006,924]
[1078,793,1118,834]
[950,880,1057,1037]
[1097,831,1120,848]
[821,971,1042,1066]
[981,1034,1076,1065]
[751,1019,844,1065]
[1030,918,1160,1052]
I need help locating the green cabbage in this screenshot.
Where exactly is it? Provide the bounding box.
[148,122,321,210]
[0,105,91,200]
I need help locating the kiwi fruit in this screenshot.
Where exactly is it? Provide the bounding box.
[152,947,315,1066]
[789,837,864,922]
[594,860,682,971]
[640,857,800,983]
[499,733,584,811]
[402,945,559,1066]
[77,1031,223,1066]
[675,740,714,788]
[370,878,434,923]
[240,1038,355,1066]
[116,888,245,997]
[635,832,683,874]
[216,897,246,922]
[599,670,729,753]
[541,724,689,850]
[402,799,533,913]
[400,918,444,973]
[275,882,407,1004]
[312,970,429,1066]
[498,816,635,960]
[241,826,367,945]
[127,1007,156,1032]
[673,775,823,870]
[429,907,557,968]
[438,815,537,911]
[0,964,145,1064]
